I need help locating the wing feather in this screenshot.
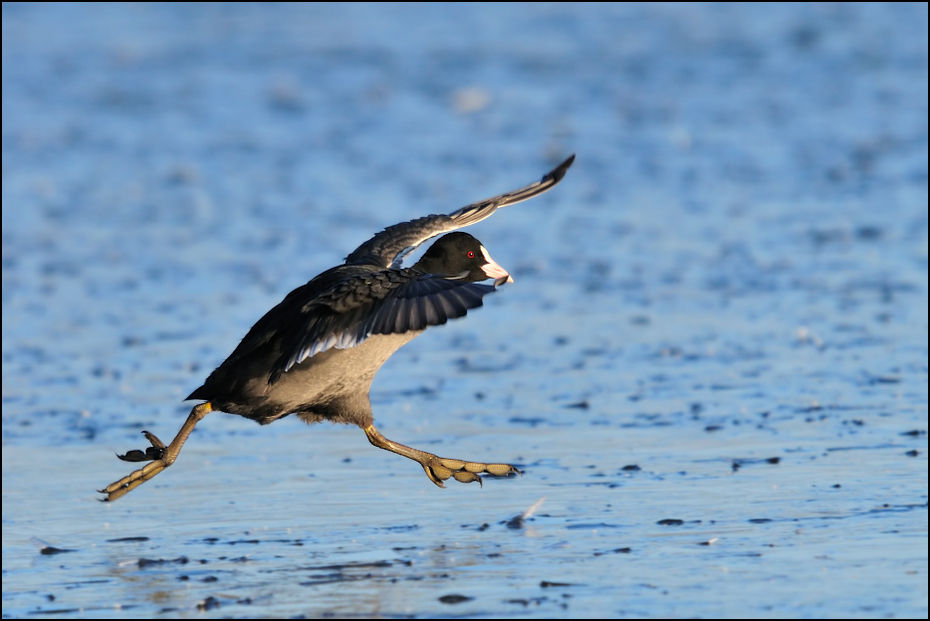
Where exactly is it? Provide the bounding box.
[273,271,497,380]
[344,155,574,268]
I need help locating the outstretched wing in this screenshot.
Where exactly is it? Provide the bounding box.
[345,154,575,269]
[272,270,497,382]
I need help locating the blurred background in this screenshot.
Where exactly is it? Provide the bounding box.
[3,3,927,618]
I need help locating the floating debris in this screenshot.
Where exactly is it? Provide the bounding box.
[439,594,473,604]
[507,496,546,529]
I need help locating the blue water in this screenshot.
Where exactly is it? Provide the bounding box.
[3,3,927,618]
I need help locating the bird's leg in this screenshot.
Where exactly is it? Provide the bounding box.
[364,424,521,487]
[99,402,213,501]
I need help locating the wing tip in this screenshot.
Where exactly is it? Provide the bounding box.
[545,153,576,185]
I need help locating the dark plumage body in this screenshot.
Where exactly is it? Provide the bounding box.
[188,241,498,427]
[101,155,574,501]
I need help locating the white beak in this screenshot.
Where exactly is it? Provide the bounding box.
[480,245,514,284]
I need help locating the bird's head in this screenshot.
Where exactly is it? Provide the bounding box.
[414,232,513,285]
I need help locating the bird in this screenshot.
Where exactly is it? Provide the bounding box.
[101,154,575,501]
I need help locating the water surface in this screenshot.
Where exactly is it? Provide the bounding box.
[2,3,927,618]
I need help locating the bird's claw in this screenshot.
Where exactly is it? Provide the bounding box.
[116,431,167,462]
[422,457,521,488]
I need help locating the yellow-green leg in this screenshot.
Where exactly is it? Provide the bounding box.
[100,402,213,501]
[364,424,521,487]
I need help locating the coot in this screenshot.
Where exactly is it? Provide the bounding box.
[101,155,574,500]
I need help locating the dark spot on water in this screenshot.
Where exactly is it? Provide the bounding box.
[137,556,189,568]
[809,227,848,245]
[154,331,196,342]
[565,401,589,409]
[509,416,546,426]
[291,561,393,573]
[733,457,781,471]
[106,537,149,543]
[438,594,472,604]
[508,597,549,606]
[867,375,901,385]
[833,484,842,488]
[540,581,574,588]
[856,226,883,241]
[476,523,490,531]
[379,524,419,532]
[506,515,526,529]
[566,522,619,530]
[826,443,903,453]
[456,357,519,373]
[300,576,368,587]
[705,425,723,432]
[749,518,772,524]
[39,546,75,556]
[92,365,121,379]
[904,450,919,457]
[594,547,631,556]
[798,404,823,413]
[657,519,684,526]
[790,25,820,49]
[202,576,218,583]
[900,429,926,437]
[621,464,641,471]
[197,596,221,611]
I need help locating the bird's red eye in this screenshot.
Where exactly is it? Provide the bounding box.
[467,251,476,259]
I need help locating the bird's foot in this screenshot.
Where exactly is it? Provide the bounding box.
[98,402,213,502]
[364,424,521,489]
[116,431,167,462]
[99,431,171,501]
[420,455,522,488]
